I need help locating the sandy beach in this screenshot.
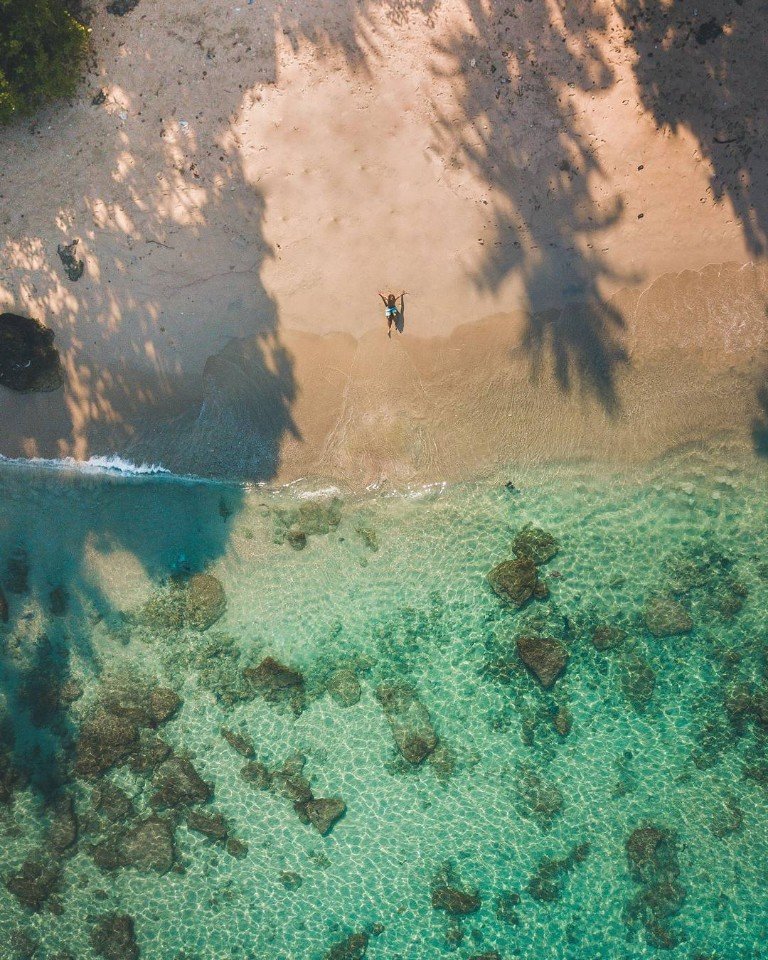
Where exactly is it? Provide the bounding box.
[1,0,766,483]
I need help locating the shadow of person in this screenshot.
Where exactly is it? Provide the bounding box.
[395,293,406,334]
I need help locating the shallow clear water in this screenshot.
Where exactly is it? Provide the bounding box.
[0,444,766,960]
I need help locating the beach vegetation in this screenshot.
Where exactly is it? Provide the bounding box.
[0,0,89,124]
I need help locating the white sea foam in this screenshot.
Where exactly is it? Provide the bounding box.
[0,453,171,477]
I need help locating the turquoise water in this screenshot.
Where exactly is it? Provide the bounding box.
[0,444,766,959]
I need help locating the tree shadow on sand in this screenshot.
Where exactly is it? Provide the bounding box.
[430,0,633,414]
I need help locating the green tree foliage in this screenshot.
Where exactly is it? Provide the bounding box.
[0,0,89,123]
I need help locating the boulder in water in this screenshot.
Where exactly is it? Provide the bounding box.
[243,657,306,715]
[5,548,29,595]
[185,573,226,630]
[376,682,438,764]
[620,652,656,710]
[240,760,272,790]
[516,635,568,688]
[0,586,7,623]
[643,596,693,637]
[75,711,139,778]
[431,885,481,916]
[0,313,64,393]
[327,668,362,707]
[5,856,61,910]
[118,817,175,873]
[528,842,589,902]
[323,932,369,960]
[591,623,626,651]
[151,756,211,808]
[487,556,538,607]
[90,913,139,960]
[221,727,255,758]
[512,524,559,564]
[516,767,564,828]
[302,797,346,836]
[186,809,228,840]
[47,793,78,854]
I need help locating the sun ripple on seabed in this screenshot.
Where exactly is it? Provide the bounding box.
[0,443,766,959]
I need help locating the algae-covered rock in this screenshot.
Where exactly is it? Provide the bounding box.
[221,727,255,758]
[240,761,272,790]
[516,635,568,688]
[431,885,481,916]
[47,793,78,854]
[516,767,564,828]
[5,856,61,910]
[185,573,226,630]
[151,756,211,808]
[118,817,175,873]
[90,913,139,960]
[0,314,64,393]
[5,548,29,594]
[643,596,693,637]
[376,682,438,764]
[591,623,626,651]
[487,556,538,607]
[324,932,369,960]
[620,652,656,710]
[243,657,306,715]
[512,524,559,565]
[75,711,139,778]
[528,842,589,902]
[302,797,346,836]
[186,809,228,840]
[327,668,362,707]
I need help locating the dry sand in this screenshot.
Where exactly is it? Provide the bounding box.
[1,0,766,484]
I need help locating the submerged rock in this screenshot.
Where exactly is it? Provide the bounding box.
[302,797,346,836]
[516,635,568,688]
[624,824,686,948]
[5,548,29,594]
[186,809,228,840]
[118,816,175,873]
[0,586,7,622]
[487,556,538,608]
[324,932,369,960]
[619,652,656,710]
[0,313,64,392]
[270,754,313,804]
[90,913,139,960]
[47,793,78,854]
[279,871,304,890]
[512,524,559,565]
[221,727,255,758]
[243,657,306,715]
[185,573,226,630]
[5,857,60,910]
[376,682,438,764]
[528,842,590,902]
[327,668,362,707]
[643,596,693,637]
[49,586,68,616]
[151,756,211,808]
[240,761,272,790]
[431,885,481,916]
[591,623,626,651]
[516,768,564,828]
[75,711,139,778]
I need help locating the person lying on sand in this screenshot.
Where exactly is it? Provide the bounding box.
[378,291,406,338]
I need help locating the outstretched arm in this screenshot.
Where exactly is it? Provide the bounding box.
[378,293,388,305]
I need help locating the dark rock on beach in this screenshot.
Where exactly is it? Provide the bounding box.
[90,913,139,960]
[516,635,568,688]
[56,240,84,281]
[0,313,64,392]
[376,682,438,764]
